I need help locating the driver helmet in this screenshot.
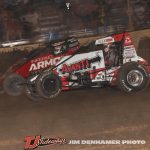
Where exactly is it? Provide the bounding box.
[52,41,66,55]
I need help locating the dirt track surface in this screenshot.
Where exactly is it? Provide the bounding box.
[0,86,150,150]
[0,29,150,150]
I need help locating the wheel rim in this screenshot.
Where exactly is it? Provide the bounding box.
[42,76,58,94]
[127,70,143,87]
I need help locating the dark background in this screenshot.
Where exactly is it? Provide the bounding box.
[0,0,149,41]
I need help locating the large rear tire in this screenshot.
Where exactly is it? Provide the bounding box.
[117,62,149,92]
[3,74,25,96]
[36,72,61,99]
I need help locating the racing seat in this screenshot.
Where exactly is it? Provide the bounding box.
[103,43,119,67]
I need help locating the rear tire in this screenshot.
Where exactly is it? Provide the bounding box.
[3,74,25,96]
[36,72,61,99]
[117,62,149,92]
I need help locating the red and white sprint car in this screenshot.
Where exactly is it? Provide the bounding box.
[1,32,150,101]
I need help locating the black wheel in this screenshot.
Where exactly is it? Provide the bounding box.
[36,72,61,99]
[3,74,25,96]
[117,62,149,92]
[24,75,44,101]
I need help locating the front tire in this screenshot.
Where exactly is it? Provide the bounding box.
[36,72,61,99]
[3,73,25,96]
[117,62,149,92]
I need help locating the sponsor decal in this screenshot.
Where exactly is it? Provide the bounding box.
[31,55,57,63]
[61,56,101,73]
[122,80,132,92]
[124,45,137,58]
[62,59,90,73]
[95,37,114,45]
[29,57,61,71]
[138,64,149,77]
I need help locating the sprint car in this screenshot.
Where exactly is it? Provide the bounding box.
[1,33,150,101]
[1,36,80,100]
